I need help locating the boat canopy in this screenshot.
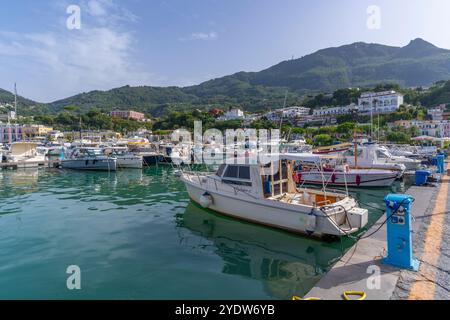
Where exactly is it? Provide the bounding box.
[277,153,322,163]
[10,142,38,155]
[314,142,352,151]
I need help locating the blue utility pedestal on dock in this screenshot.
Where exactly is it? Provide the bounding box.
[383,194,419,271]
[415,170,431,186]
[437,154,445,174]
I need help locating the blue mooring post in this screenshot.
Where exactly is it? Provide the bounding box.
[383,194,419,271]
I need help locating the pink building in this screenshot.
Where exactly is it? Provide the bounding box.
[110,110,145,121]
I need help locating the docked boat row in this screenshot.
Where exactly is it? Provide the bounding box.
[1,137,445,239]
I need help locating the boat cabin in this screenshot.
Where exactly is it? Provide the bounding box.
[212,153,342,206]
[69,147,104,159]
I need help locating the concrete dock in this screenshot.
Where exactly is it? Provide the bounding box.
[306,169,450,300]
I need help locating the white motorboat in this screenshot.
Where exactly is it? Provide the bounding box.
[103,147,142,169]
[6,142,47,168]
[281,140,313,154]
[342,144,407,175]
[377,145,421,170]
[61,147,117,171]
[180,153,368,238]
[1,146,8,163]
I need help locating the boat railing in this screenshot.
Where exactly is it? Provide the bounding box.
[183,170,260,199]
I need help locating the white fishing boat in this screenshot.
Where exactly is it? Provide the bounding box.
[180,153,368,238]
[6,142,47,168]
[61,147,117,171]
[103,147,143,169]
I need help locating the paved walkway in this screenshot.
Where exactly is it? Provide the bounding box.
[306,173,450,300]
[394,169,450,300]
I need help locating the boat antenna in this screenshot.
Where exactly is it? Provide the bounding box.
[14,83,17,121]
[279,55,294,132]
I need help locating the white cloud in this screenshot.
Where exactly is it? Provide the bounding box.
[87,0,109,16]
[0,1,149,102]
[180,31,218,42]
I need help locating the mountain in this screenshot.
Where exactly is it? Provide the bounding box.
[3,38,450,116]
[0,88,42,114]
[227,38,450,94]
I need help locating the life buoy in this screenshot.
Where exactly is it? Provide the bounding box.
[356,174,361,186]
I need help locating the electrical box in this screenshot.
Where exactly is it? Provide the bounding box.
[383,194,419,271]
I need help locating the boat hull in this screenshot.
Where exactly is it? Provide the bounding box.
[182,178,363,237]
[61,159,117,171]
[297,170,398,187]
[116,156,143,169]
[142,154,164,166]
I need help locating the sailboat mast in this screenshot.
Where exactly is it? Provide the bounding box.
[354,128,358,168]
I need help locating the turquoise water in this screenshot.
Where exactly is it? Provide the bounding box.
[0,167,411,299]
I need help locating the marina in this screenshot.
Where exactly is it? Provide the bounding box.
[2,1,450,306]
[0,165,411,299]
[1,134,449,300]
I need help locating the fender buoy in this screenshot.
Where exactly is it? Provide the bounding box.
[305,209,316,235]
[331,173,336,183]
[356,174,361,186]
[292,296,322,300]
[293,172,300,184]
[199,192,213,208]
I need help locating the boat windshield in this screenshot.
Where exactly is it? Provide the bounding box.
[113,149,127,156]
[86,149,103,157]
[376,149,390,159]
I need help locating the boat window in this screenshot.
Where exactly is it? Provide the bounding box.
[224,165,239,178]
[238,166,251,180]
[281,162,288,179]
[377,150,389,158]
[222,165,252,186]
[216,164,226,177]
[343,149,362,157]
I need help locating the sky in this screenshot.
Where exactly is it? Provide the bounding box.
[1,0,450,102]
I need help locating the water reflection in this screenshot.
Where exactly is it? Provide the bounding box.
[178,202,343,299]
[0,168,40,197]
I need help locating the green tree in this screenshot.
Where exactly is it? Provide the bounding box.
[314,134,333,146]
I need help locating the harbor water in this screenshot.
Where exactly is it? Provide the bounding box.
[0,167,412,299]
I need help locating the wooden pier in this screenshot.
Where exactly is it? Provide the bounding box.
[0,160,61,170]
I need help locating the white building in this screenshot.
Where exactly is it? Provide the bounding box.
[394,120,450,138]
[358,91,404,114]
[313,104,358,117]
[427,104,445,121]
[265,106,310,122]
[217,108,245,121]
